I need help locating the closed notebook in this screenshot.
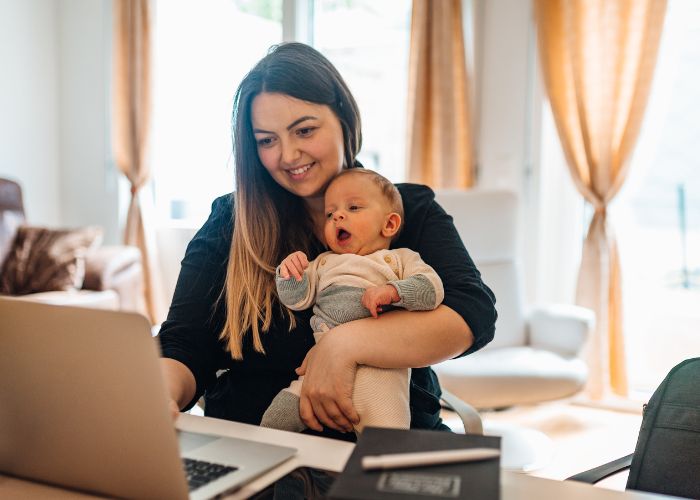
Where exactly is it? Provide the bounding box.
[328,427,500,500]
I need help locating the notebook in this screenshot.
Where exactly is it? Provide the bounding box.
[328,427,500,499]
[0,297,296,500]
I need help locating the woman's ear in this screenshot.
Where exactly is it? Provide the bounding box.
[381,213,402,238]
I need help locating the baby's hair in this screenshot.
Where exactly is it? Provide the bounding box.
[330,168,404,224]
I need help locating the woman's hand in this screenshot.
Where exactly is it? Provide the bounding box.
[296,332,360,433]
[279,251,309,281]
[168,398,180,421]
[160,358,195,423]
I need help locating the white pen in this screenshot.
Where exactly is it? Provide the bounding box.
[361,448,500,471]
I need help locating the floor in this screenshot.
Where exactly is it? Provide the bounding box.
[441,399,644,491]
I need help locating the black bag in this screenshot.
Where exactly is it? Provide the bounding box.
[626,357,700,498]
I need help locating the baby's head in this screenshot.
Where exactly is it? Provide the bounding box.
[323,169,403,255]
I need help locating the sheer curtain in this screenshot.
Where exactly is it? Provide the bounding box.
[112,0,164,324]
[534,0,667,398]
[406,0,474,188]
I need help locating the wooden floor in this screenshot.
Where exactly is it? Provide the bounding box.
[442,400,644,491]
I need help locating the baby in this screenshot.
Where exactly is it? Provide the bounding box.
[260,169,444,434]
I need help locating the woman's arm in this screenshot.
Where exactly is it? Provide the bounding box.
[297,305,472,432]
[342,305,472,367]
[158,195,233,414]
[160,358,197,418]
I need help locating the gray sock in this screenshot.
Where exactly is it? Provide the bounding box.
[259,390,306,432]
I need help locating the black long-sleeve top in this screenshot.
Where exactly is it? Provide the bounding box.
[158,183,497,440]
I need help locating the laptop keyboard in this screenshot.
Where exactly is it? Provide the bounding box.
[183,457,238,491]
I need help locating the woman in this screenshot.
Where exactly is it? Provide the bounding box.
[158,42,496,440]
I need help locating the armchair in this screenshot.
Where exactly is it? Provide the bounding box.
[0,177,144,312]
[432,189,594,471]
[432,189,592,408]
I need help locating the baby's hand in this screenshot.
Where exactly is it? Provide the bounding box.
[279,251,309,281]
[361,284,400,318]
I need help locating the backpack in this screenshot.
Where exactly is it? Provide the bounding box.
[626,357,700,498]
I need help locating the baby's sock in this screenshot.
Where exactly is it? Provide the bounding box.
[260,389,306,432]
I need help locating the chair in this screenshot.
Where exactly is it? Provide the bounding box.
[440,389,483,435]
[569,358,700,499]
[432,189,595,470]
[0,177,144,311]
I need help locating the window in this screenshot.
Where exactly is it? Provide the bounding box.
[534,105,585,306]
[538,0,700,394]
[614,0,700,393]
[314,0,412,183]
[151,0,412,227]
[151,0,283,226]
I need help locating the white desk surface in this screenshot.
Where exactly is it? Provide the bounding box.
[0,413,680,499]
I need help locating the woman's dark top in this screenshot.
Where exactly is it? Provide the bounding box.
[158,183,497,440]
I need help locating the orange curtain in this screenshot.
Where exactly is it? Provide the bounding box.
[112,0,163,324]
[406,0,474,188]
[534,0,667,398]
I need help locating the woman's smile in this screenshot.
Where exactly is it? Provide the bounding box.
[286,161,315,179]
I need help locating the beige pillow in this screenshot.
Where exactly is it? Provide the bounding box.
[0,225,103,295]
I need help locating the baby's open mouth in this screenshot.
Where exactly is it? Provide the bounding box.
[336,229,351,242]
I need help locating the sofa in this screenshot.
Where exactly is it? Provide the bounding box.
[0,177,144,311]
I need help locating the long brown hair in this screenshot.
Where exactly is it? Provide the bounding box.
[223,43,363,359]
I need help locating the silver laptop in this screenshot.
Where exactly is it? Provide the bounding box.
[0,298,296,499]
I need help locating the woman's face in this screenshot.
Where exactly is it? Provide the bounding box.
[252,92,345,203]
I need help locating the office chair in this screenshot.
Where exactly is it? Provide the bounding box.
[569,358,700,499]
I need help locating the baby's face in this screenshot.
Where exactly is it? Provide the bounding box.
[323,174,396,256]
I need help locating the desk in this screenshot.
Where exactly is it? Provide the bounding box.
[0,414,680,499]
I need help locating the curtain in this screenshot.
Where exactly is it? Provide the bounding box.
[534,0,667,398]
[406,0,474,188]
[112,0,164,324]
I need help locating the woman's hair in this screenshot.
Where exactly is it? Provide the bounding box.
[222,42,363,359]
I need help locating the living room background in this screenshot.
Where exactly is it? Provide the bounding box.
[2,0,697,394]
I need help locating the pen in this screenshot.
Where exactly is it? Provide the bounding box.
[361,448,500,471]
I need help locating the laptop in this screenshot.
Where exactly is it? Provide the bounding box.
[0,298,297,499]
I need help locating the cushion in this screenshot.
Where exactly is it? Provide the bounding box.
[433,346,588,409]
[0,225,103,295]
[0,209,25,264]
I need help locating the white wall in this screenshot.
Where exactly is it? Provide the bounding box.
[58,0,120,245]
[0,0,61,226]
[473,0,548,303]
[0,0,120,244]
[475,0,534,191]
